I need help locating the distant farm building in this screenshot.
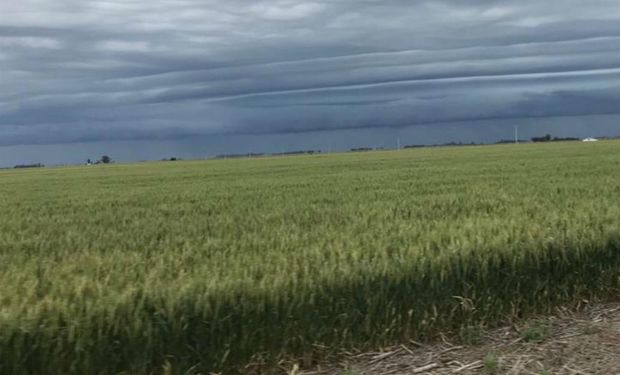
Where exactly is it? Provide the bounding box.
[582,137,599,142]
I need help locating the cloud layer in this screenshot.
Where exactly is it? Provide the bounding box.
[1,0,620,151]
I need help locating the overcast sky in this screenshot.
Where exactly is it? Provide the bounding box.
[1,0,620,165]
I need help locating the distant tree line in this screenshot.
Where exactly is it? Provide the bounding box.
[495,139,525,144]
[215,153,266,159]
[215,150,321,159]
[86,155,112,165]
[531,134,580,143]
[14,163,44,169]
[404,141,480,149]
[272,150,321,156]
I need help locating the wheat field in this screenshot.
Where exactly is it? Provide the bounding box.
[1,142,619,374]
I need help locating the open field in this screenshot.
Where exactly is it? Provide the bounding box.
[1,142,620,374]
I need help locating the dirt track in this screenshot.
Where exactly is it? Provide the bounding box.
[299,302,620,375]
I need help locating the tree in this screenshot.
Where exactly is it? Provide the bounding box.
[101,155,111,164]
[531,134,553,143]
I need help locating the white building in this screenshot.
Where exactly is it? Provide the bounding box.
[582,137,599,142]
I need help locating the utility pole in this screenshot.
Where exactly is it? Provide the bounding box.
[397,137,401,150]
[514,125,519,144]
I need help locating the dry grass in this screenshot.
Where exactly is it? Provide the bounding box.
[301,302,620,375]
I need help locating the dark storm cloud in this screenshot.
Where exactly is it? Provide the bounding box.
[2,0,620,147]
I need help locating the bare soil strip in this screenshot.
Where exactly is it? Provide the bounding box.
[299,302,620,375]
